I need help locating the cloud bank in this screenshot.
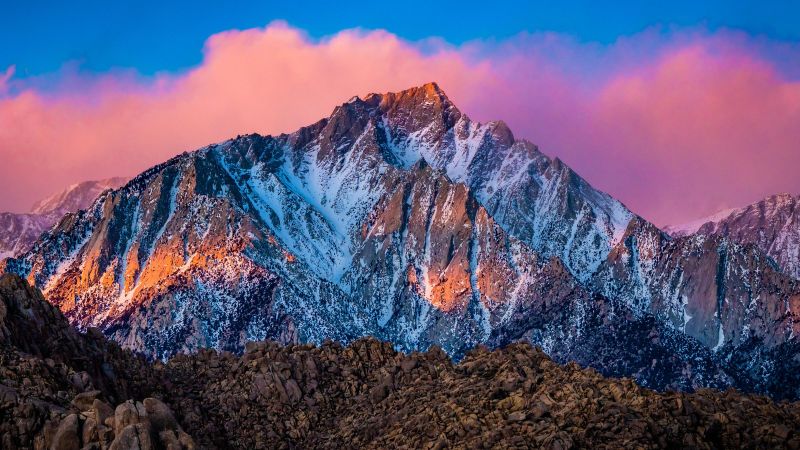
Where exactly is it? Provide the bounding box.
[1,22,798,225]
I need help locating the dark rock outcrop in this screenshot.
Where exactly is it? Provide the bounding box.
[0,274,162,449]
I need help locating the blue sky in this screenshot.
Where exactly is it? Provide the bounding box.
[3,0,799,78]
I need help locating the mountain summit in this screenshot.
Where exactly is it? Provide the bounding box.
[3,84,799,399]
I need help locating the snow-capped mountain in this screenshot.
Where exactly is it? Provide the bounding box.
[666,193,800,280]
[0,177,128,259]
[3,84,799,398]
[29,177,129,216]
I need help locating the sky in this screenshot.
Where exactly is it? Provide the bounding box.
[1,1,799,226]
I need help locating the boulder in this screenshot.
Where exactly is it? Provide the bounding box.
[142,398,177,432]
[91,399,114,426]
[71,390,102,412]
[108,423,153,450]
[113,401,147,437]
[50,414,80,450]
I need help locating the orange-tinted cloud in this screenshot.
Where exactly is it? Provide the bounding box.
[1,22,798,226]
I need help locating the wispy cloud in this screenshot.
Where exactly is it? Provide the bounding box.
[0,65,14,95]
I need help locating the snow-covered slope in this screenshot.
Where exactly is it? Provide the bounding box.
[664,208,738,237]
[0,177,128,259]
[4,83,799,398]
[665,193,800,280]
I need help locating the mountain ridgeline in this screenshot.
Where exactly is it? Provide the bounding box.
[0,177,128,260]
[3,83,799,399]
[667,193,800,280]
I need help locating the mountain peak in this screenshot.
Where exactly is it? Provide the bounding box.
[364,81,445,101]
[395,81,450,104]
[417,81,446,97]
[362,82,458,116]
[766,192,797,205]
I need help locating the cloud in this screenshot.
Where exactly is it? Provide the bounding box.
[1,22,798,226]
[0,65,14,95]
[583,46,800,224]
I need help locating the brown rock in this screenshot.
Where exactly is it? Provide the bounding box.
[114,401,147,437]
[284,379,302,404]
[507,411,527,422]
[177,430,196,450]
[50,414,80,450]
[142,398,178,432]
[178,430,197,450]
[159,430,181,450]
[400,357,418,373]
[71,390,102,412]
[81,416,98,444]
[108,423,153,450]
[92,399,114,426]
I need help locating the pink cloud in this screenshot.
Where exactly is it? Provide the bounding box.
[582,46,800,224]
[1,22,798,227]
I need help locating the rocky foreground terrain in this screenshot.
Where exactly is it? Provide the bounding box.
[2,274,799,449]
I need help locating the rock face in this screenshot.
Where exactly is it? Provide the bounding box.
[1,274,798,449]
[0,178,128,260]
[3,83,799,399]
[666,193,800,280]
[593,217,800,350]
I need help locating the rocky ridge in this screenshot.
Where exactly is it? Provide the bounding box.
[0,273,165,448]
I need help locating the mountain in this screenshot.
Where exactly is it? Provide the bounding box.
[2,274,798,449]
[666,193,800,280]
[29,177,130,216]
[0,177,128,260]
[3,83,799,399]
[595,216,799,348]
